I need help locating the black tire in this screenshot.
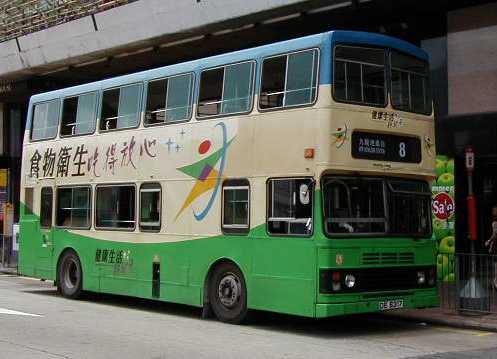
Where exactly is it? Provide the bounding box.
[57,250,83,299]
[208,262,247,324]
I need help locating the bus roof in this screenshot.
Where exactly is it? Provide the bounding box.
[28,30,428,105]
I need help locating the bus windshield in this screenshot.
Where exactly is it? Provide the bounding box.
[322,176,431,237]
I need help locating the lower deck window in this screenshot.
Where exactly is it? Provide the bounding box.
[96,185,136,230]
[222,180,250,234]
[140,183,161,231]
[267,178,313,236]
[56,187,91,228]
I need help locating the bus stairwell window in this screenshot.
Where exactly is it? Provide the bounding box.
[31,100,60,141]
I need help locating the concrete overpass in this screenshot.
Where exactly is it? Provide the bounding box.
[0,0,456,89]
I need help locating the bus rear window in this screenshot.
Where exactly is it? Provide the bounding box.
[334,46,386,106]
[390,51,432,114]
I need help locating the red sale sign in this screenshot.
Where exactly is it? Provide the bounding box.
[433,192,455,220]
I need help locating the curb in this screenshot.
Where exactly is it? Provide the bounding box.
[382,312,497,333]
[0,268,18,275]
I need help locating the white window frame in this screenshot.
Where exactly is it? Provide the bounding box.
[222,185,250,229]
[139,183,162,232]
[258,48,320,111]
[197,60,256,119]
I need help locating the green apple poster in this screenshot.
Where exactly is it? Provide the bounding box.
[432,156,456,282]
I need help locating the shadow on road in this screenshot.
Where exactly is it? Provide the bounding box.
[21,285,426,338]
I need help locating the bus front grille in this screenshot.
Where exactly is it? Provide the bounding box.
[362,252,415,265]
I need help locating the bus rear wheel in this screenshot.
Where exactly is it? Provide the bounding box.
[57,250,83,299]
[208,262,247,324]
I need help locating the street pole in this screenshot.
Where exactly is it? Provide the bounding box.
[460,146,488,312]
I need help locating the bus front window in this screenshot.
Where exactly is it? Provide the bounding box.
[323,176,431,237]
[390,51,432,114]
[334,46,386,106]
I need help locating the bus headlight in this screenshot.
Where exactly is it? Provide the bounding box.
[417,271,426,285]
[345,274,356,288]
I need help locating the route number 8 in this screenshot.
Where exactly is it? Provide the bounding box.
[399,142,406,158]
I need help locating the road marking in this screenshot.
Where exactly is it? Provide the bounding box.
[0,308,42,317]
[431,325,495,337]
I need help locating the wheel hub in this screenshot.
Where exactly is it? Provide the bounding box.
[218,273,240,308]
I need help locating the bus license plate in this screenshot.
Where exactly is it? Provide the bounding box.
[379,299,404,311]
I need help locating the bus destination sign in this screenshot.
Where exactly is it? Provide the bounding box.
[351,131,421,163]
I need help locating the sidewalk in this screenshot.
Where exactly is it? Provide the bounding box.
[383,307,497,333]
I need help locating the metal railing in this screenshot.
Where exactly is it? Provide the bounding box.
[0,0,134,43]
[439,253,497,314]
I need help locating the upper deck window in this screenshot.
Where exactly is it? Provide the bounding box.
[100,84,142,131]
[31,100,60,141]
[198,61,254,117]
[61,92,97,137]
[145,73,193,125]
[260,49,318,110]
[334,46,386,106]
[390,51,432,114]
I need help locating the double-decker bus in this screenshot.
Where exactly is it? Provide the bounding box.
[19,30,438,323]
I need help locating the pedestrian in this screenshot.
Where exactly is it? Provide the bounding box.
[484,205,497,290]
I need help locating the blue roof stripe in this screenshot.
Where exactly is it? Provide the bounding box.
[330,31,429,60]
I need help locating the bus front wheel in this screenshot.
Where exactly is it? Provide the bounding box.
[208,262,247,324]
[57,250,83,299]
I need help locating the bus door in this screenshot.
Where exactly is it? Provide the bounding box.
[36,186,55,278]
